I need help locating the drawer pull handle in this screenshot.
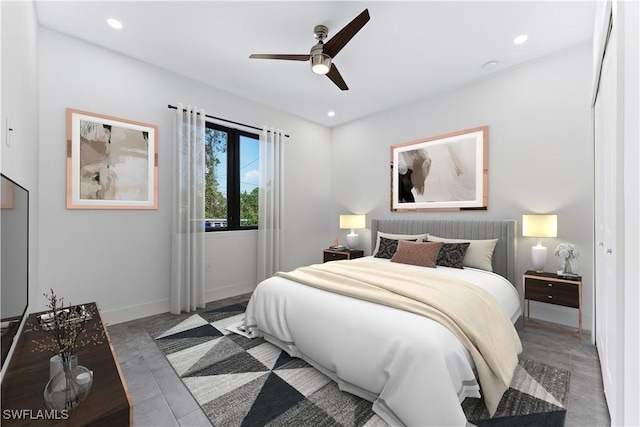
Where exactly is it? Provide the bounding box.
[548,295,553,299]
[547,283,553,287]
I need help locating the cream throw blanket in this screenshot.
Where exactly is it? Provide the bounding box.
[275,259,522,416]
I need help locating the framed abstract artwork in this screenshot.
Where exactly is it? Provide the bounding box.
[390,126,488,211]
[66,109,158,209]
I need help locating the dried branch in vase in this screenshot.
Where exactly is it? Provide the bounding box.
[23,289,105,356]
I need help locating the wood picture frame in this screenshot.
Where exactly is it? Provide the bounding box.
[390,126,488,211]
[1,175,14,209]
[66,108,158,209]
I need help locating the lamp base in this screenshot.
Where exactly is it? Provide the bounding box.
[346,233,358,249]
[531,245,547,273]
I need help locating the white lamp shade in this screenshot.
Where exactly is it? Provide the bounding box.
[339,215,366,230]
[522,214,557,238]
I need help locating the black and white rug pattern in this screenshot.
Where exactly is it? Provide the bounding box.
[148,303,570,426]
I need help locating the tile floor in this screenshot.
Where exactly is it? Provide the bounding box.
[108,294,610,426]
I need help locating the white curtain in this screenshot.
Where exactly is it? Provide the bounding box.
[171,103,206,314]
[257,127,285,283]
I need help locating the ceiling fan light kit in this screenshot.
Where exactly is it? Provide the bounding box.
[249,9,370,90]
[311,53,331,75]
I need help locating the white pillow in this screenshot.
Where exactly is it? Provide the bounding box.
[373,231,429,256]
[427,235,498,271]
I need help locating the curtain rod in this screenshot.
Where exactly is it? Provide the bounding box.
[167,104,290,138]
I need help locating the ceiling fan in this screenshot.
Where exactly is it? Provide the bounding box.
[249,9,370,91]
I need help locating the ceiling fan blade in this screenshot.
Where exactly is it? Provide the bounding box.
[249,54,310,61]
[323,9,370,59]
[326,64,349,91]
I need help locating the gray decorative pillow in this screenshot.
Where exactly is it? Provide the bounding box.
[435,242,470,269]
[374,237,417,259]
[428,235,498,271]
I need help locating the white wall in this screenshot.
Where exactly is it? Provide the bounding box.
[330,43,594,329]
[38,28,332,324]
[1,1,39,187]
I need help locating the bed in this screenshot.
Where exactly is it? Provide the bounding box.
[244,219,522,426]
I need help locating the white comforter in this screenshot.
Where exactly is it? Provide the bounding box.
[244,257,521,426]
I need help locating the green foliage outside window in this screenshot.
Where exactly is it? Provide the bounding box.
[205,126,259,229]
[240,187,259,226]
[205,128,227,221]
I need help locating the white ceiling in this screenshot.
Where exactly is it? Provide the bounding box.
[36,1,596,127]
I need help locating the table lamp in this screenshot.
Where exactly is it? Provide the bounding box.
[522,214,557,273]
[339,214,366,249]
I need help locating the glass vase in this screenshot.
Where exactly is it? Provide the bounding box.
[43,353,93,411]
[49,354,78,379]
[559,257,578,275]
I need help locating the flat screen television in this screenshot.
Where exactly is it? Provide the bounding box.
[0,173,29,380]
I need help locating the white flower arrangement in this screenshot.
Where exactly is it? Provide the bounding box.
[554,242,580,261]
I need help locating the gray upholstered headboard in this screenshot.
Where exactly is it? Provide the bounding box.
[371,219,517,286]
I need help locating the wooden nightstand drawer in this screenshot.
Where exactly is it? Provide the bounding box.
[522,270,583,340]
[324,251,349,262]
[323,249,364,263]
[524,278,579,308]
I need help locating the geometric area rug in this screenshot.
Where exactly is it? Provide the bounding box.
[462,357,570,426]
[148,303,571,427]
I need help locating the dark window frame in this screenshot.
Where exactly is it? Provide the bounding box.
[205,122,259,232]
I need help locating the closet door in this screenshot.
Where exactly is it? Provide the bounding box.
[594,22,622,425]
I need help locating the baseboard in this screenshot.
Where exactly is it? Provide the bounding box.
[205,281,256,303]
[101,298,171,326]
[102,282,257,326]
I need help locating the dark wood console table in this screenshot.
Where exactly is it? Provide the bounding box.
[1,303,132,426]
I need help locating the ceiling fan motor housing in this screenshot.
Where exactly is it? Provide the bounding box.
[313,25,329,41]
[310,27,331,74]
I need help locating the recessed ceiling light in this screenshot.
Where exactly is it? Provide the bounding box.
[513,34,528,45]
[107,18,123,30]
[482,60,499,69]
[327,111,335,117]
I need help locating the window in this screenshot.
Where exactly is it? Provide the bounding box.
[205,123,259,231]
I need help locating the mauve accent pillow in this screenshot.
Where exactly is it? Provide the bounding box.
[435,242,471,269]
[375,236,417,259]
[390,240,443,268]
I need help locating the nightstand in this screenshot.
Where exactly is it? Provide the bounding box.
[323,249,364,263]
[522,270,582,340]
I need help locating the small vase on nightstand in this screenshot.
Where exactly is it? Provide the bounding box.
[44,352,93,411]
[559,257,578,276]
